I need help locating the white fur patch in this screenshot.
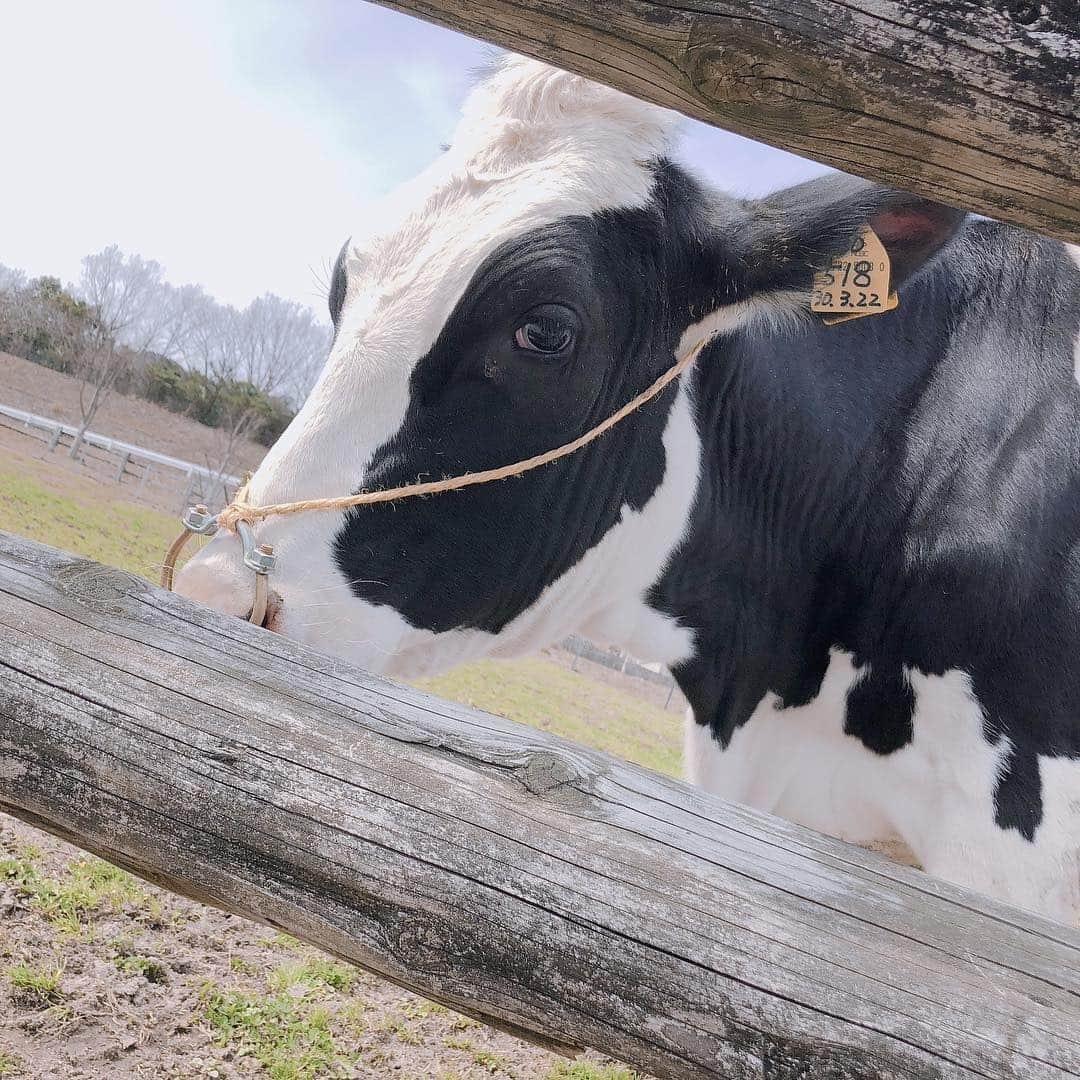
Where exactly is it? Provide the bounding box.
[685,651,899,846]
[686,650,1080,923]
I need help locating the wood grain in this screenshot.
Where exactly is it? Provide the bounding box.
[1,531,1079,1079]
[367,0,1079,244]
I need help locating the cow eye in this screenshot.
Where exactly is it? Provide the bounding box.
[513,305,576,355]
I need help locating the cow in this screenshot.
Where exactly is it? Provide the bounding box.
[176,56,1080,924]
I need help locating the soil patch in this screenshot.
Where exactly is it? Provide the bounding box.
[0,352,266,476]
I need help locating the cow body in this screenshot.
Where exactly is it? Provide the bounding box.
[178,58,1080,922]
[664,225,1080,917]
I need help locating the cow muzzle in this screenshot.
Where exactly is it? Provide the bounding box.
[168,506,281,628]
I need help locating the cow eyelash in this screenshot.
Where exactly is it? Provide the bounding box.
[512,305,577,356]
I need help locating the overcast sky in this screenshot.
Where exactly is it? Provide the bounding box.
[0,0,827,314]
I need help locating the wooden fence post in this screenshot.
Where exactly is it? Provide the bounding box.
[369,0,1079,244]
[113,450,131,484]
[1,531,1078,1080]
[135,462,154,499]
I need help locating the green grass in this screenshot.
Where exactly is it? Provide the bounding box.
[27,856,158,935]
[542,1065,640,1080]
[418,656,680,775]
[2,847,158,937]
[0,462,182,579]
[114,953,170,984]
[267,958,357,994]
[201,985,357,1080]
[5,963,65,1008]
[271,932,306,951]
[0,1048,25,1077]
[442,1036,516,1075]
[469,1047,514,1074]
[0,855,37,892]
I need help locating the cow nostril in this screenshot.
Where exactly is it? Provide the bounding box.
[245,589,284,631]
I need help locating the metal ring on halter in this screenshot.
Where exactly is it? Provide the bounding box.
[160,505,218,592]
[160,505,276,626]
[235,518,276,627]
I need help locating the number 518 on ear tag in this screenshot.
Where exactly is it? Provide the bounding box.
[811,227,898,325]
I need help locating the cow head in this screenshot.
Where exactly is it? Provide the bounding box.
[177,56,963,678]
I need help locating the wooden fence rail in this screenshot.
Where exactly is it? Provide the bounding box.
[369,0,1079,245]
[1,531,1079,1079]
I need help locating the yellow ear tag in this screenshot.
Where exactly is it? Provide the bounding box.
[811,227,898,325]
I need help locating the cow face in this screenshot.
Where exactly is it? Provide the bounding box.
[177,58,702,675]
[176,56,962,678]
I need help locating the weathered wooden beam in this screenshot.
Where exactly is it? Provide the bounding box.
[1,531,1079,1079]
[367,0,1079,245]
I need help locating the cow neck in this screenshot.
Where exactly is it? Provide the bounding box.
[652,265,960,742]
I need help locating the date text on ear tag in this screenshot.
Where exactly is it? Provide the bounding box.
[811,227,898,325]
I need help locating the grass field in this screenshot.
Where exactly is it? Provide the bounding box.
[0,456,676,1079]
[0,465,182,583]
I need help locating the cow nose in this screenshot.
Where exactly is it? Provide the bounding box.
[174,545,260,621]
[174,550,285,630]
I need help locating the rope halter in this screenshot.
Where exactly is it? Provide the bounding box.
[160,335,710,625]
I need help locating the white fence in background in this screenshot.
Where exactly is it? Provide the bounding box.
[561,633,682,709]
[0,402,241,510]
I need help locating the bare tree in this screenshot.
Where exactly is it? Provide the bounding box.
[157,282,205,361]
[177,292,329,480]
[180,290,234,389]
[2,247,329,481]
[0,263,27,297]
[69,246,188,458]
[181,296,254,480]
[207,392,263,487]
[0,269,32,353]
[233,293,329,404]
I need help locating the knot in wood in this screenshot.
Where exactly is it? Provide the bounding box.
[687,29,871,118]
[515,750,588,796]
[1004,0,1041,25]
[392,917,452,974]
[57,562,146,609]
[203,740,242,767]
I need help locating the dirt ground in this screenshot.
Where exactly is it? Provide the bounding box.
[0,816,638,1080]
[0,352,266,476]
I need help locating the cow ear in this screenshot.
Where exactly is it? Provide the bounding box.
[733,173,967,306]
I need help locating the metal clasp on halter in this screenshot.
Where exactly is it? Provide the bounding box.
[181,504,219,537]
[235,519,277,577]
[162,504,276,626]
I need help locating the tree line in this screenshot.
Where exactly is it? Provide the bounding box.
[0,247,331,474]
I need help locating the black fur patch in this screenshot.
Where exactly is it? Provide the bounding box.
[994,738,1044,841]
[656,226,1080,841]
[844,667,914,755]
[331,203,686,633]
